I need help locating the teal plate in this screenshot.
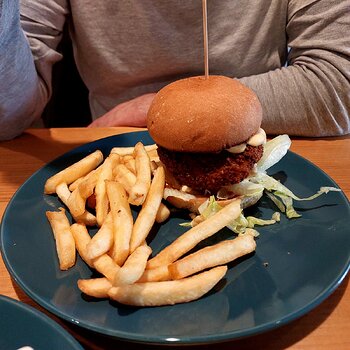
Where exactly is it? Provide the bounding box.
[1,131,349,345]
[0,295,83,350]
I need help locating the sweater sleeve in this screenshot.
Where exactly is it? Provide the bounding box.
[0,0,68,140]
[240,0,350,137]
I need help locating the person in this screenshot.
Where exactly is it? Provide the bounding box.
[0,0,349,141]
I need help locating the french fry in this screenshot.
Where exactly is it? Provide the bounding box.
[45,143,256,307]
[68,167,100,192]
[137,264,171,283]
[95,173,111,227]
[111,144,157,156]
[71,223,120,280]
[108,266,227,306]
[147,198,242,269]
[150,160,158,173]
[45,150,103,194]
[86,212,114,260]
[70,223,94,267]
[147,148,159,160]
[68,177,85,192]
[114,164,136,194]
[56,183,97,226]
[113,245,152,286]
[155,203,170,223]
[78,278,112,298]
[129,166,165,252]
[128,142,152,206]
[150,156,160,163]
[46,208,76,270]
[122,155,136,174]
[150,158,163,175]
[67,169,99,217]
[114,163,167,228]
[106,181,133,266]
[92,254,120,281]
[122,155,134,163]
[95,154,120,226]
[169,234,256,280]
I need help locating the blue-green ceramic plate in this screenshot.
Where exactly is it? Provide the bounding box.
[1,131,349,345]
[0,295,83,350]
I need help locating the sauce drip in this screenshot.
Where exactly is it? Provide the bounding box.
[226,129,267,154]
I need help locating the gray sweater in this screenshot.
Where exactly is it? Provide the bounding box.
[1,0,349,140]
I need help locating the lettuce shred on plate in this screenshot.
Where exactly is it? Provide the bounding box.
[187,135,341,235]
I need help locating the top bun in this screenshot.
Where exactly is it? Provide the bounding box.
[147,75,262,152]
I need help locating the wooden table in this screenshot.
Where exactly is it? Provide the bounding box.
[0,127,349,350]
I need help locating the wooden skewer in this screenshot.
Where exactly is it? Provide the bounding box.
[202,0,209,79]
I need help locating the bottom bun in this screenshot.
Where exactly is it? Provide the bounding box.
[164,188,263,213]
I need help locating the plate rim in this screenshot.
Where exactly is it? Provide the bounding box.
[0,295,84,349]
[1,131,349,345]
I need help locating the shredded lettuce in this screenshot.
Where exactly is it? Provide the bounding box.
[179,221,193,227]
[275,193,301,219]
[248,172,341,218]
[241,228,260,238]
[195,196,280,235]
[227,212,280,235]
[247,213,280,226]
[217,180,264,200]
[271,212,281,221]
[264,191,285,212]
[199,196,223,217]
[257,134,291,172]
[250,172,341,201]
[226,213,249,235]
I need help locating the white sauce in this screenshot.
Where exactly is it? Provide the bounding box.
[226,128,266,154]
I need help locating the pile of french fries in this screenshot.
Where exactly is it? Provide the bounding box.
[45,142,256,307]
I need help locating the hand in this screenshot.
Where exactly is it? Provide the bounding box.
[88,93,156,128]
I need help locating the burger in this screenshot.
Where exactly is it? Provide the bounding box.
[147,75,267,212]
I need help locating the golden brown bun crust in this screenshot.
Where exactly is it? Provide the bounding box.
[147,75,262,152]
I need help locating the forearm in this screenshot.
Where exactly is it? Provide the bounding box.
[240,59,350,137]
[0,0,47,140]
[241,0,350,137]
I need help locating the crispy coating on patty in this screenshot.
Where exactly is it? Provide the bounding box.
[157,145,264,194]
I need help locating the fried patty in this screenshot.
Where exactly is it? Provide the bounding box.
[157,144,264,194]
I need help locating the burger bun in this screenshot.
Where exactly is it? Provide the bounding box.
[147,75,262,152]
